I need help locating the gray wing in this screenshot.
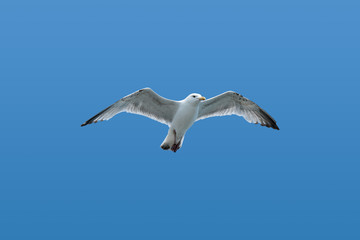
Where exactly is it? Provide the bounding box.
[81,88,179,127]
[197,91,279,130]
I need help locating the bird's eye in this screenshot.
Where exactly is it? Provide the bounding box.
[192,96,195,98]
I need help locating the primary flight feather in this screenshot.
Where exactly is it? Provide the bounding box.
[81,88,279,152]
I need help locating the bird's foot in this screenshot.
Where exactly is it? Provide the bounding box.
[161,144,170,150]
[171,142,181,152]
[170,129,180,152]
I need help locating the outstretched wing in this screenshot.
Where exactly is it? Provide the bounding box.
[81,88,179,127]
[197,91,279,130]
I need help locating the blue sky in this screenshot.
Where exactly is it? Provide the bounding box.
[1,0,359,239]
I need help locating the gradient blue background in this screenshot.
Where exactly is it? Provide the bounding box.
[1,0,359,239]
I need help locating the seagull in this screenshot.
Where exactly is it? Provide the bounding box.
[81,88,279,152]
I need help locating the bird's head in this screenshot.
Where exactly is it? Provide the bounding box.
[184,93,206,104]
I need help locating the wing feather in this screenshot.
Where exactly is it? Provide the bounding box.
[81,88,179,127]
[197,91,279,130]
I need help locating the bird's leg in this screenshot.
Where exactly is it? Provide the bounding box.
[171,129,183,153]
[173,142,181,152]
[171,129,177,152]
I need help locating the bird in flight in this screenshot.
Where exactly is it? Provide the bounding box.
[81,88,279,152]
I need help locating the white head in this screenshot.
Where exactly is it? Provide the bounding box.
[184,93,206,105]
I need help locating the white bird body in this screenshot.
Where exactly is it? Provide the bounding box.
[81,88,279,152]
[161,96,202,151]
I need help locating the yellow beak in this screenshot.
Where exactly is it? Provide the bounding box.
[199,97,206,101]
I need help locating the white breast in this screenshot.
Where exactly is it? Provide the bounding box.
[171,102,199,136]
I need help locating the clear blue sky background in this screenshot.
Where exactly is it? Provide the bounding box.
[1,0,359,239]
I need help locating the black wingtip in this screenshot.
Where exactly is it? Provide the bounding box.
[258,108,279,131]
[81,120,94,127]
[269,122,279,130]
[270,120,279,130]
